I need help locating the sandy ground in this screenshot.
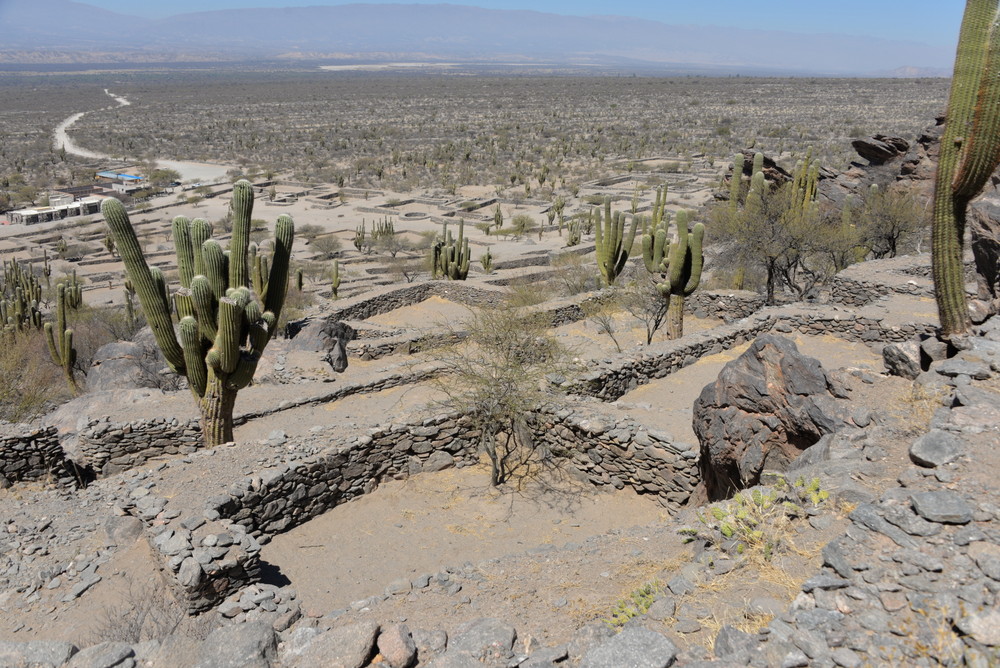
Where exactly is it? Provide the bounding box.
[261,464,669,615]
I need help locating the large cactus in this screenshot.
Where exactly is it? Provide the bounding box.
[594,197,639,286]
[642,209,705,339]
[44,282,77,393]
[433,220,471,280]
[102,180,294,446]
[933,0,1000,338]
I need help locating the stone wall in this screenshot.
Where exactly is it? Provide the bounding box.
[0,424,72,487]
[208,405,700,546]
[571,307,937,401]
[331,281,506,322]
[119,398,701,612]
[687,291,766,321]
[72,368,440,477]
[773,310,937,344]
[76,417,201,476]
[573,314,775,400]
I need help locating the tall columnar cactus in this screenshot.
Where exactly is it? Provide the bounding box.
[728,153,745,213]
[434,220,471,280]
[641,209,705,339]
[102,180,294,446]
[594,197,639,286]
[331,259,341,299]
[933,0,1000,338]
[44,282,77,393]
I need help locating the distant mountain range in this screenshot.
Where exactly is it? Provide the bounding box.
[0,0,955,76]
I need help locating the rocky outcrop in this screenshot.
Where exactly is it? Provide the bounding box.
[971,191,1000,319]
[851,134,910,165]
[692,334,850,501]
[86,327,182,393]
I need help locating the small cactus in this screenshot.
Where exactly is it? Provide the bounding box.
[480,247,494,274]
[331,259,341,299]
[594,197,638,286]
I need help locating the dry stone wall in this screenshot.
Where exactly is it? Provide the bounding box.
[76,417,201,476]
[143,402,702,610]
[573,306,937,401]
[0,424,72,487]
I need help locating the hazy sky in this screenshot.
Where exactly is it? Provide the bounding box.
[78,0,965,48]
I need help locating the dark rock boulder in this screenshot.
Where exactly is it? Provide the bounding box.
[86,327,182,393]
[851,135,910,165]
[693,334,850,501]
[971,191,1000,319]
[882,341,922,380]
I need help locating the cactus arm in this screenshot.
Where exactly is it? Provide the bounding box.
[729,153,744,212]
[202,240,227,300]
[191,218,212,277]
[190,275,218,342]
[179,316,208,397]
[173,217,195,288]
[954,7,1000,200]
[933,0,1000,337]
[667,217,689,290]
[684,223,705,296]
[101,198,185,374]
[264,214,293,320]
[229,180,254,289]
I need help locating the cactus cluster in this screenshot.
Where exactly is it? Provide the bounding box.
[566,220,582,247]
[594,196,638,286]
[933,0,1000,337]
[433,220,471,280]
[641,209,705,339]
[102,179,294,446]
[1,259,44,334]
[371,216,395,240]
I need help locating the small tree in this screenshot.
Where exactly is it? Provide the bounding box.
[429,305,572,486]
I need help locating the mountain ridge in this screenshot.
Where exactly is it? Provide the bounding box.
[0,0,955,76]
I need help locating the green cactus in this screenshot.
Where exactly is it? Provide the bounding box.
[594,197,638,286]
[372,216,395,240]
[433,220,471,280]
[44,282,77,394]
[493,203,503,234]
[63,269,83,309]
[728,153,745,213]
[933,0,1000,338]
[353,220,366,253]
[102,179,294,446]
[566,219,582,247]
[641,209,705,339]
[42,250,51,289]
[331,259,341,299]
[1,259,44,335]
[480,247,494,274]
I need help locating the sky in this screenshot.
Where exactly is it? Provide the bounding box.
[77,0,965,48]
